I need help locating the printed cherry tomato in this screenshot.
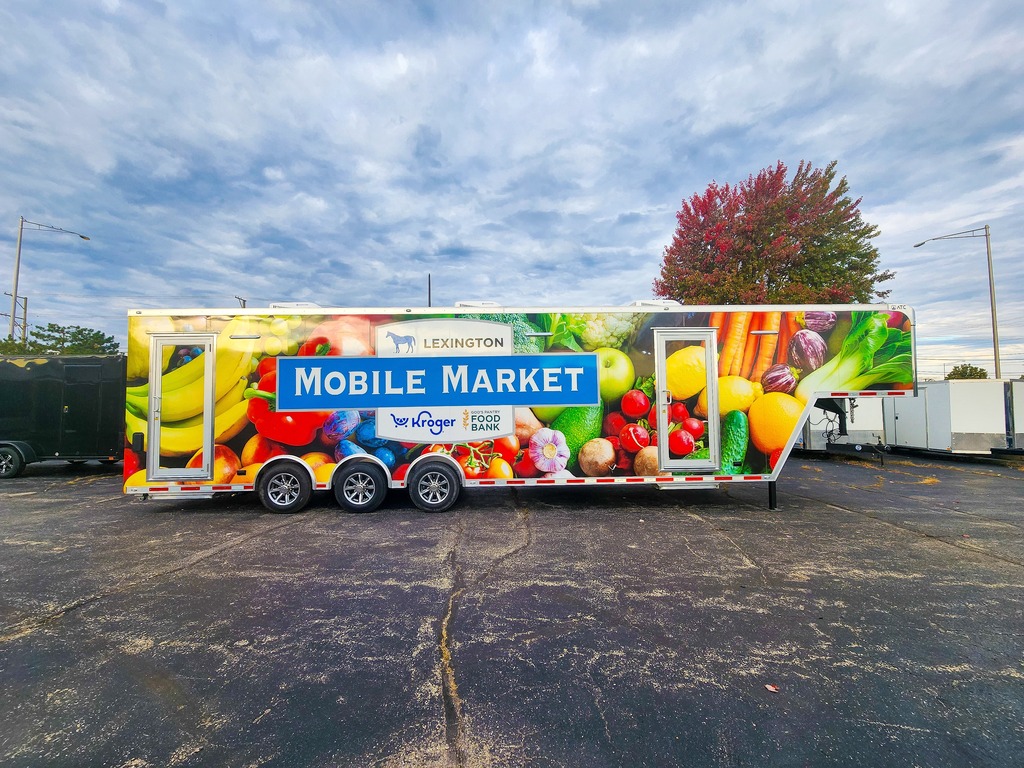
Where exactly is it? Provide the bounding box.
[668,428,695,457]
[769,448,784,470]
[491,436,520,464]
[486,457,515,479]
[393,463,410,482]
[620,389,651,419]
[681,417,705,440]
[425,444,453,455]
[649,430,658,446]
[619,423,650,453]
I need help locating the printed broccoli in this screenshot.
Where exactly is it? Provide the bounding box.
[474,313,546,353]
[565,313,646,351]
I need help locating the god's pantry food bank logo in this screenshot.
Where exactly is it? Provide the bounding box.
[274,319,600,443]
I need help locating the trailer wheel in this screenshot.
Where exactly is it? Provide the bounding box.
[333,462,387,513]
[0,446,25,479]
[408,461,461,513]
[257,462,312,513]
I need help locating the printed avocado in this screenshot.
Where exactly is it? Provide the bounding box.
[550,405,604,471]
[475,313,545,353]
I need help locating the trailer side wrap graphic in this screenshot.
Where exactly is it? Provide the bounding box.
[122,306,915,502]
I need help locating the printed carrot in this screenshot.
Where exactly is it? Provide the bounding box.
[708,311,726,334]
[750,311,782,381]
[776,312,801,365]
[737,313,762,379]
[720,311,750,377]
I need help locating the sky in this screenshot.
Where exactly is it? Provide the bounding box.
[1,0,1022,380]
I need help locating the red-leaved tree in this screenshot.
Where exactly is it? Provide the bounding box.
[654,161,893,304]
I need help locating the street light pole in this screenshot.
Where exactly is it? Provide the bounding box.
[9,216,90,340]
[914,225,1001,379]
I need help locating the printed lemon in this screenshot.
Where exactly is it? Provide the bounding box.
[664,346,707,401]
[696,376,764,418]
[747,392,804,455]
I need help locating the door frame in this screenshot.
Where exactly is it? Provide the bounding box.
[653,328,720,472]
[146,333,217,480]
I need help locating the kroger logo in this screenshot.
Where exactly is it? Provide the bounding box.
[390,410,457,436]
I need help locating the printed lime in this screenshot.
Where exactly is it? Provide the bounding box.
[664,346,707,401]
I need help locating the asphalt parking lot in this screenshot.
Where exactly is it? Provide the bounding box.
[1,453,1023,768]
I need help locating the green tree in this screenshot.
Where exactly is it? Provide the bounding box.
[946,363,988,380]
[0,323,118,355]
[0,338,33,355]
[654,160,894,304]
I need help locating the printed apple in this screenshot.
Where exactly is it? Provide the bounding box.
[241,434,287,465]
[595,347,636,404]
[186,444,242,484]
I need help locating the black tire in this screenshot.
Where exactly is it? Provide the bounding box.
[257,462,312,513]
[333,462,388,513]
[407,461,461,513]
[0,446,26,479]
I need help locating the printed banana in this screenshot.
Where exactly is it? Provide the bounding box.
[125,317,257,421]
[124,398,251,458]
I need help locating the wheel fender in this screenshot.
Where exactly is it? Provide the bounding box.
[253,454,317,487]
[407,452,464,481]
[334,455,393,487]
[0,441,36,464]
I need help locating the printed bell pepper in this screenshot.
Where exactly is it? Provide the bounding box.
[244,370,329,446]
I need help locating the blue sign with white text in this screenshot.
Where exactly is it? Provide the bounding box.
[276,353,600,410]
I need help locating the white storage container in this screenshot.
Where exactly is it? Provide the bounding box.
[882,380,1009,454]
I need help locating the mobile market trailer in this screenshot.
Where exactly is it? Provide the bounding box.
[122,302,916,513]
[0,354,125,477]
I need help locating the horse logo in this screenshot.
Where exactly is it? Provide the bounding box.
[386,331,416,353]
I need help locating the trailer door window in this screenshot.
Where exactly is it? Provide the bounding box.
[146,334,217,481]
[653,328,719,472]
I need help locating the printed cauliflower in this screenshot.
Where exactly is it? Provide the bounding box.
[566,312,645,351]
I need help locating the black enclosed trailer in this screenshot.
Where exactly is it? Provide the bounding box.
[0,355,125,478]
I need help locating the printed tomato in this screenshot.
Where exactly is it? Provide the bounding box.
[769,448,784,470]
[458,454,485,479]
[513,449,541,478]
[620,389,651,419]
[668,428,695,457]
[393,463,410,482]
[619,423,650,453]
[491,436,520,464]
[486,457,514,479]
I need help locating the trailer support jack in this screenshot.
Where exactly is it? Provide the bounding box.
[768,481,777,510]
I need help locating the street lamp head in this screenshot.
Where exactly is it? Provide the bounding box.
[79,235,90,241]
[913,241,927,248]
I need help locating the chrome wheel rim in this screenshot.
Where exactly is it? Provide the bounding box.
[343,471,376,506]
[419,471,450,505]
[268,473,301,506]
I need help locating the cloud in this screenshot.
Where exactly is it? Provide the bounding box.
[1,0,1022,379]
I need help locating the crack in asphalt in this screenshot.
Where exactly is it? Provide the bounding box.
[436,489,534,767]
